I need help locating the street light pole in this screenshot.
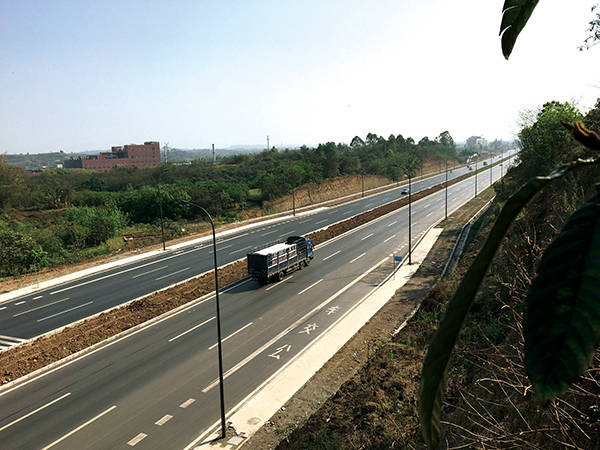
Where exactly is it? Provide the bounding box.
[157,183,166,251]
[292,189,296,216]
[474,154,478,197]
[176,199,226,439]
[408,172,412,265]
[445,153,448,220]
[489,151,492,187]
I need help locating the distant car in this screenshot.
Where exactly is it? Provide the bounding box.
[468,166,473,170]
[483,161,487,166]
[401,188,409,195]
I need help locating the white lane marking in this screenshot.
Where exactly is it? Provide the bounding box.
[37,301,94,322]
[127,433,147,446]
[361,233,374,241]
[41,405,117,450]
[346,209,354,213]
[424,203,431,207]
[265,275,294,291]
[217,232,249,244]
[132,265,168,279]
[0,306,6,311]
[279,230,295,238]
[208,322,253,350]
[33,295,43,300]
[350,252,366,264]
[298,219,310,224]
[386,220,398,227]
[169,317,215,342]
[13,297,70,317]
[297,279,323,295]
[426,212,433,217]
[322,250,341,261]
[384,234,396,243]
[15,301,25,305]
[262,230,276,236]
[155,414,173,426]
[202,255,386,393]
[179,398,195,409]
[48,246,204,295]
[155,267,190,281]
[0,335,27,342]
[315,219,327,225]
[0,392,71,432]
[229,245,252,255]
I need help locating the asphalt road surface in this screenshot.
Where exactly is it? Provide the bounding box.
[0,151,517,346]
[0,153,518,449]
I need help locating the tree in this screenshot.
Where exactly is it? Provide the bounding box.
[518,101,583,177]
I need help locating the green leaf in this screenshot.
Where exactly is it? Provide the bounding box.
[419,157,599,449]
[525,196,600,402]
[500,0,540,59]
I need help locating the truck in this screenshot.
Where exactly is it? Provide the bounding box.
[247,236,314,284]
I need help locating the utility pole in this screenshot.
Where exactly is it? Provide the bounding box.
[361,174,365,197]
[163,142,169,164]
[267,135,270,150]
[489,151,492,187]
[212,144,215,165]
[292,189,296,216]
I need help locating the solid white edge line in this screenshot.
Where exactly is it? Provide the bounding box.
[37,301,94,322]
[168,317,216,343]
[297,279,323,296]
[41,405,116,450]
[208,322,253,350]
[0,392,71,432]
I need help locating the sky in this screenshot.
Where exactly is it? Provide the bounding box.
[1,0,599,154]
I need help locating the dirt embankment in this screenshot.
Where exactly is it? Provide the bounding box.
[0,166,475,387]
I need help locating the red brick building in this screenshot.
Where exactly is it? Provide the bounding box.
[64,141,161,171]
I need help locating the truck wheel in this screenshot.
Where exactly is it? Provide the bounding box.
[304,259,311,267]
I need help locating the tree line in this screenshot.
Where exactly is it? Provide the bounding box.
[0,131,458,276]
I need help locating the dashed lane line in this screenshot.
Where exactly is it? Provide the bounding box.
[169,317,215,343]
[15,301,25,306]
[350,252,366,264]
[265,275,294,291]
[229,245,252,255]
[361,233,374,241]
[37,301,94,322]
[41,405,117,450]
[155,414,173,426]
[127,433,147,446]
[179,398,195,409]
[386,220,398,227]
[0,393,71,432]
[155,267,190,281]
[33,295,43,300]
[132,265,168,279]
[209,322,253,350]
[13,297,70,317]
[297,279,323,296]
[384,234,396,243]
[322,250,341,261]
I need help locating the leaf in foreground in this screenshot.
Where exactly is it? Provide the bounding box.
[500,0,539,59]
[525,195,600,402]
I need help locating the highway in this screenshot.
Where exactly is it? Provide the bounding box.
[0,151,517,348]
[0,153,518,449]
